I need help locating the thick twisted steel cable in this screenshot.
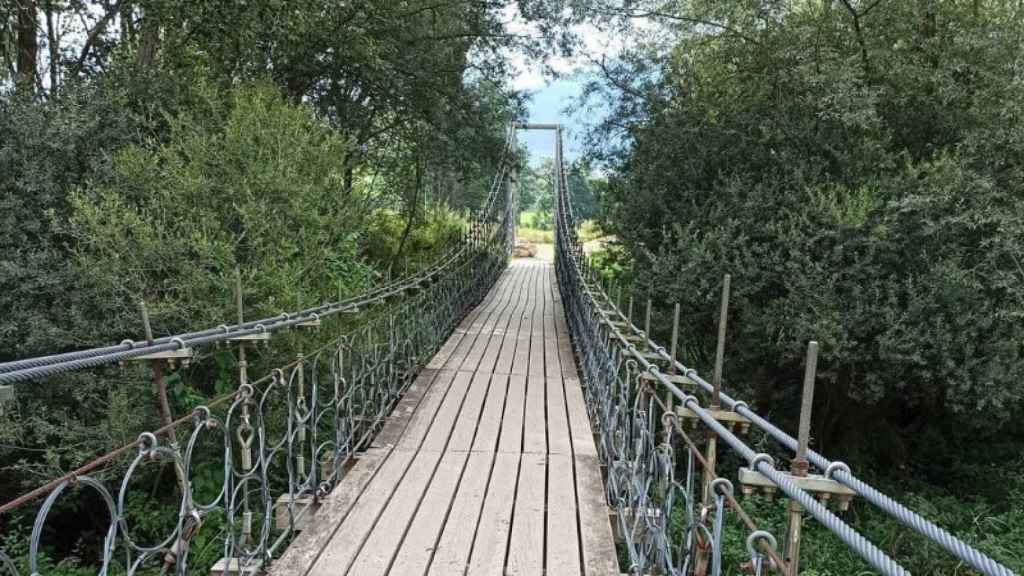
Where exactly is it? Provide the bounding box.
[0,245,461,377]
[0,242,479,384]
[565,248,911,575]
[609,307,1017,576]
[0,128,517,381]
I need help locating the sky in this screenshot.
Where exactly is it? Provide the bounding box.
[518,78,588,166]
[502,4,626,167]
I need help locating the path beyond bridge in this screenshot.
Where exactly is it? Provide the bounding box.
[272,259,619,576]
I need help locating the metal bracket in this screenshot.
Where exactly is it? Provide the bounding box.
[228,332,271,342]
[134,348,195,362]
[610,332,645,343]
[738,467,856,510]
[209,557,263,576]
[639,371,698,390]
[636,351,668,363]
[0,385,15,406]
[676,405,751,434]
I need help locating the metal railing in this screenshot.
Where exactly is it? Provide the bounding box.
[548,124,1016,576]
[0,130,518,576]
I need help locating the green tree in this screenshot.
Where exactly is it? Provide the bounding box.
[581,0,1024,466]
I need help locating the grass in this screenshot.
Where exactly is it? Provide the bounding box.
[518,210,605,245]
[518,227,554,243]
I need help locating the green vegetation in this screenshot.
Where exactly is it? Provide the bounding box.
[583,0,1024,572]
[2,0,1023,573]
[0,0,567,571]
[516,157,604,244]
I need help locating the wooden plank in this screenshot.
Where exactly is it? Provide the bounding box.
[498,374,526,453]
[389,450,472,574]
[466,452,520,575]
[528,333,546,378]
[345,448,446,575]
[268,449,386,576]
[559,341,578,380]
[546,453,582,574]
[544,336,562,381]
[395,370,460,452]
[522,375,547,454]
[447,372,494,452]
[511,334,532,376]
[575,454,620,575]
[496,312,528,376]
[564,376,597,458]
[528,269,546,378]
[546,377,572,455]
[507,454,546,575]
[427,451,496,575]
[420,370,474,452]
[307,449,418,576]
[472,373,509,453]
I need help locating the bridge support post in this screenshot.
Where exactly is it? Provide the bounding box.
[701,274,731,507]
[784,341,819,575]
[664,303,680,412]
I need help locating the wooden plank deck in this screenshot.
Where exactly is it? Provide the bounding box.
[271,258,619,576]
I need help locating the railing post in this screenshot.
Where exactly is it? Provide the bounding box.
[233,268,255,548]
[644,298,652,339]
[138,300,187,490]
[785,340,819,574]
[702,274,731,506]
[665,302,680,411]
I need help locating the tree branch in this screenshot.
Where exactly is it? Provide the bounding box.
[71,0,121,77]
[838,0,872,75]
[594,6,762,46]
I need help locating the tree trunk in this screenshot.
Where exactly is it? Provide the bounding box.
[44,0,57,91]
[135,8,160,67]
[391,157,423,274]
[16,0,38,94]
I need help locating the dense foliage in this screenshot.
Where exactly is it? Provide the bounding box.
[0,0,566,569]
[576,1,1024,572]
[584,0,1024,469]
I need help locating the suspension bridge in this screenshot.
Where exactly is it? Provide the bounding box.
[0,125,1016,576]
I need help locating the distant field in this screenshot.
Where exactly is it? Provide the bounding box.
[517,211,605,246]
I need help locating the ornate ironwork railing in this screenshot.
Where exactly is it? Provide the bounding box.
[0,131,518,576]
[549,125,1015,576]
